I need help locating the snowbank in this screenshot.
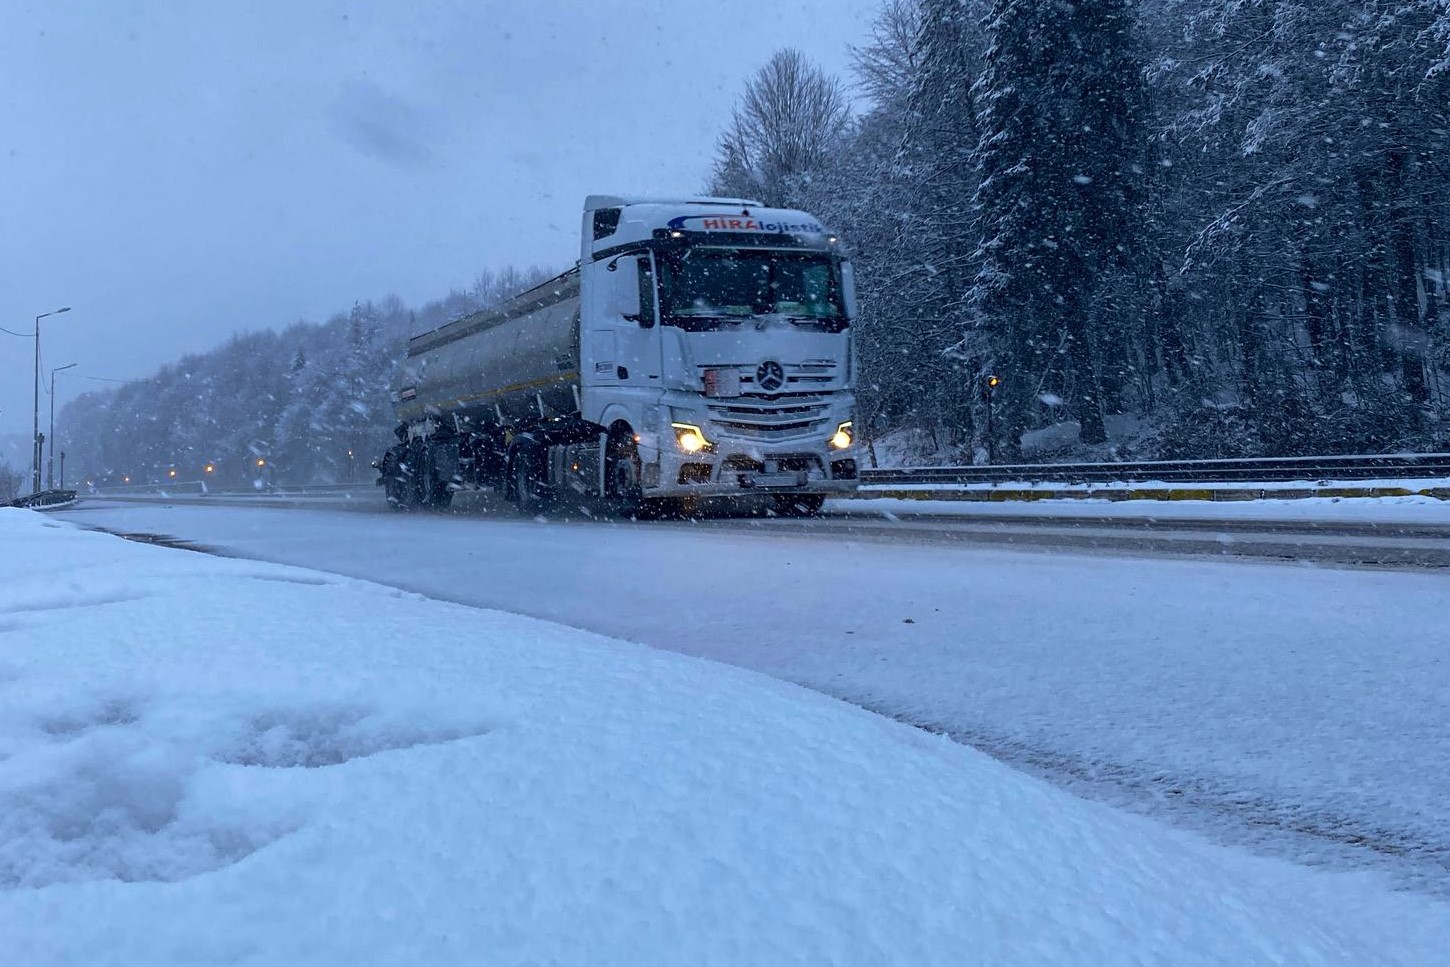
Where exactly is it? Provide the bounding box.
[2,508,1447,965]
[837,492,1450,523]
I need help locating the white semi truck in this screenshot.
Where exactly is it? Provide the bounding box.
[377,195,859,515]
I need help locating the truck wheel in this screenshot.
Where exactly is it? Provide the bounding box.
[385,475,409,510]
[385,449,420,511]
[606,431,645,516]
[408,445,433,509]
[772,494,826,517]
[512,447,549,516]
[411,446,454,510]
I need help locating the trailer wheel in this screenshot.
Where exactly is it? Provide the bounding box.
[381,451,409,511]
[511,446,549,516]
[408,444,433,509]
[385,475,409,510]
[408,444,454,510]
[385,449,420,511]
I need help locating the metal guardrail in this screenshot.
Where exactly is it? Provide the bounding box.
[1,489,79,509]
[80,454,1450,499]
[858,453,1450,487]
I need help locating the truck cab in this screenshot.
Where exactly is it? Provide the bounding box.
[579,195,859,508]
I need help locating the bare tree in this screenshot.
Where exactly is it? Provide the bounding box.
[709,48,851,207]
[850,0,923,107]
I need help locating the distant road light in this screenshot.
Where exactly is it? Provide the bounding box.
[256,458,267,468]
[205,464,215,473]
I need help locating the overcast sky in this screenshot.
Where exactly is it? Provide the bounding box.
[0,0,879,445]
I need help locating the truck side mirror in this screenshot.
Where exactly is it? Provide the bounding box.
[633,257,656,329]
[839,259,858,321]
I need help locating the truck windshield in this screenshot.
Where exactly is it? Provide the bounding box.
[658,249,847,331]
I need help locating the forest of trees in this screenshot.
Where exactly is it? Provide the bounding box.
[712,0,1450,462]
[58,0,1450,483]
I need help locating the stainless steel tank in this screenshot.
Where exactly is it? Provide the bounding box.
[393,270,581,425]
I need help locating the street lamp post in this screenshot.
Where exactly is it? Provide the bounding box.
[48,362,78,489]
[981,374,1001,465]
[31,306,71,493]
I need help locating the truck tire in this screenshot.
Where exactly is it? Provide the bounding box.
[772,494,826,517]
[385,475,409,510]
[512,446,549,516]
[382,453,410,511]
[385,448,421,511]
[408,444,454,510]
[607,431,670,519]
[606,431,642,504]
[407,444,433,509]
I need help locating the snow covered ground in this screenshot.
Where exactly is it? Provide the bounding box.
[4,507,1450,965]
[50,500,1450,900]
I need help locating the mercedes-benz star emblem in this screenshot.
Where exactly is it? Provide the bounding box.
[755,359,786,393]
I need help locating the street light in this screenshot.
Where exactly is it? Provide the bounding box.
[47,362,77,489]
[31,306,71,493]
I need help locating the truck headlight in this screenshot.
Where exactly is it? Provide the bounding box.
[672,422,714,454]
[830,421,854,450]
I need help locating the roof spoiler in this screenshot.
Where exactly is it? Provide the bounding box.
[584,194,765,210]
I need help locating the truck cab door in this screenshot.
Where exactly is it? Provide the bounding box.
[595,253,661,388]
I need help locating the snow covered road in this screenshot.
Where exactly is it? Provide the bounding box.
[54,498,1450,897]
[88,487,1450,566]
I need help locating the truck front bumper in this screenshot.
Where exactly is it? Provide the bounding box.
[643,444,859,498]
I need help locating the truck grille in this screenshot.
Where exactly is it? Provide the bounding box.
[697,360,840,389]
[707,395,833,438]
